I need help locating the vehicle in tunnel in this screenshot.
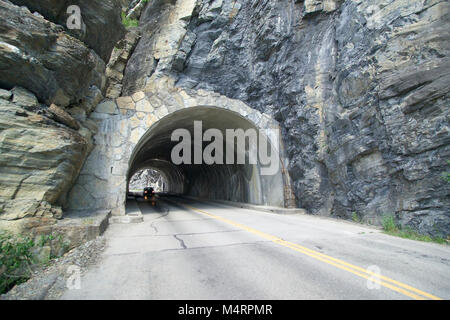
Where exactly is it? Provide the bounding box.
[144,187,155,199]
[144,187,156,206]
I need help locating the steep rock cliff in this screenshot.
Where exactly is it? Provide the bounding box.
[0,0,448,238]
[8,0,125,62]
[122,0,449,236]
[0,0,125,233]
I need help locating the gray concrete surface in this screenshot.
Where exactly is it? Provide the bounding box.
[183,196,306,215]
[109,199,144,224]
[61,197,450,300]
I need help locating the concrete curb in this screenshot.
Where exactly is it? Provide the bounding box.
[36,209,112,256]
[109,199,144,224]
[109,215,144,224]
[58,209,111,237]
[182,196,307,215]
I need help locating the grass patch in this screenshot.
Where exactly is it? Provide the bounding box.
[352,212,361,223]
[121,12,139,28]
[381,214,447,245]
[0,232,61,294]
[0,232,35,294]
[442,172,450,183]
[121,0,151,27]
[381,215,396,232]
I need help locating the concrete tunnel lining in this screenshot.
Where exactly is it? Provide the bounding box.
[127,107,285,206]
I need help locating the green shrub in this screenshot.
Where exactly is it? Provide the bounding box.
[0,232,35,294]
[352,212,361,223]
[121,12,139,28]
[37,234,54,248]
[121,0,152,27]
[381,214,397,232]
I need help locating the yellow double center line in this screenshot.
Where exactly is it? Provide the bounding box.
[177,202,442,300]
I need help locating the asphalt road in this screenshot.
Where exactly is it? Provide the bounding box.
[61,196,450,300]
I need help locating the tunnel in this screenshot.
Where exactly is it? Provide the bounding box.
[128,168,168,192]
[126,107,285,207]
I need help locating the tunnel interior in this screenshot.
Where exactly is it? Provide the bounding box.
[127,107,285,206]
[128,168,167,192]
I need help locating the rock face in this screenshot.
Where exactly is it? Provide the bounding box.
[0,1,106,107]
[8,0,125,62]
[121,0,449,237]
[122,0,198,94]
[0,0,448,238]
[0,95,90,234]
[105,29,141,99]
[128,169,165,192]
[0,0,124,235]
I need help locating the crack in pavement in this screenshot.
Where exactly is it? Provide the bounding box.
[157,230,242,237]
[174,234,187,249]
[105,240,271,256]
[159,240,272,253]
[143,203,170,235]
[150,222,159,234]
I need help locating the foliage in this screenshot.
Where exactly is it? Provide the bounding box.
[121,0,150,27]
[121,12,139,28]
[0,232,35,294]
[37,234,54,247]
[443,172,450,183]
[381,214,397,233]
[381,215,447,245]
[351,212,361,223]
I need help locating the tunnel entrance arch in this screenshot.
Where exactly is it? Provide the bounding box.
[66,79,295,217]
[127,106,284,206]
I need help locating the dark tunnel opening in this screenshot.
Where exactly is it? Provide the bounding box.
[127,107,285,207]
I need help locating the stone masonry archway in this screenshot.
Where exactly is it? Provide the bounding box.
[66,77,295,216]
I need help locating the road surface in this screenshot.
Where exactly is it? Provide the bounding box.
[61,196,450,300]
